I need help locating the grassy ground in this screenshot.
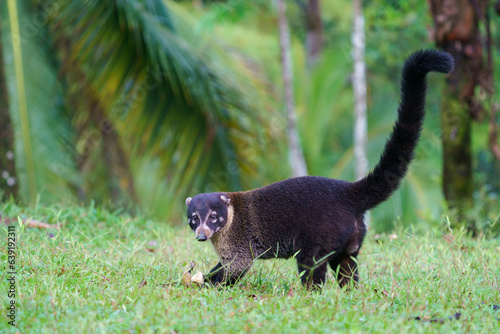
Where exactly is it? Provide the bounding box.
[0,202,499,333]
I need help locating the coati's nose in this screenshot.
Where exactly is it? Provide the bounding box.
[196,232,208,241]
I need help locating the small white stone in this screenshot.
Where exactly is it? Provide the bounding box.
[191,271,204,286]
[1,171,9,179]
[6,151,14,160]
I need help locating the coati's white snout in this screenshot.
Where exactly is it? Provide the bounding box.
[195,224,214,241]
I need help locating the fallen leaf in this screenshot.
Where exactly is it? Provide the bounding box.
[58,266,66,276]
[287,286,294,297]
[180,261,196,287]
[138,280,147,288]
[181,272,192,287]
[0,215,14,225]
[26,219,60,229]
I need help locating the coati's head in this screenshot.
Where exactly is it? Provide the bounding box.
[185,193,232,242]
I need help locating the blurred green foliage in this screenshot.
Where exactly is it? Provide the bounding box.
[1,0,498,233]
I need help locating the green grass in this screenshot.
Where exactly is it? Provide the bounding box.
[1,202,499,333]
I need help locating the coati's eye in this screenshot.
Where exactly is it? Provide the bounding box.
[192,214,198,221]
[211,213,217,220]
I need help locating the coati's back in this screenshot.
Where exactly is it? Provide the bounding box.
[234,176,361,258]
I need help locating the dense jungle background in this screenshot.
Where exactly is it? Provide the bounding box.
[1,0,499,234]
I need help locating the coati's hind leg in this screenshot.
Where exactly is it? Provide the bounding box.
[296,252,329,289]
[329,254,359,289]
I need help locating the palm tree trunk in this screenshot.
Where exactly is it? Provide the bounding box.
[0,19,18,200]
[277,0,308,177]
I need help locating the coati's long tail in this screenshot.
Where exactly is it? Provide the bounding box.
[349,50,454,213]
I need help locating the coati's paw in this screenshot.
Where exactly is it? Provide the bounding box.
[205,262,224,286]
[207,275,222,286]
[205,271,224,286]
[206,272,240,288]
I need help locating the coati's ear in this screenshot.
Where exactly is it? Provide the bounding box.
[220,195,231,206]
[185,197,192,206]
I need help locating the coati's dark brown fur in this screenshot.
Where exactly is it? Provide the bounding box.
[185,50,454,289]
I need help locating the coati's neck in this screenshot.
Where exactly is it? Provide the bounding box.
[226,203,235,230]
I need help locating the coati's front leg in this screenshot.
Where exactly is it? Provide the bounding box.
[206,262,224,285]
[206,262,244,286]
[206,256,253,286]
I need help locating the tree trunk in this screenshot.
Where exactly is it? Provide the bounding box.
[352,0,368,182]
[427,0,485,229]
[0,13,18,200]
[352,0,369,225]
[305,0,323,66]
[277,0,308,177]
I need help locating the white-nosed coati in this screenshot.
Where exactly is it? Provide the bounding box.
[185,50,454,289]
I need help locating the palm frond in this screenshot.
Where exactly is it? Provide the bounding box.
[1,0,78,205]
[44,0,278,217]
